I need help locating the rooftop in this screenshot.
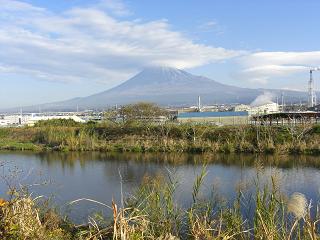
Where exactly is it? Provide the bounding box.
[178,111,248,118]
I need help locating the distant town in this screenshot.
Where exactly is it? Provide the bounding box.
[1,92,318,128]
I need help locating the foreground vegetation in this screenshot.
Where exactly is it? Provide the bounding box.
[1,166,320,239]
[1,118,320,154]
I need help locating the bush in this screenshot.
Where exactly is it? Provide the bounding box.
[34,119,81,127]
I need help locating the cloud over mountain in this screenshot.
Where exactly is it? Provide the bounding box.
[1,0,320,96]
[0,0,242,86]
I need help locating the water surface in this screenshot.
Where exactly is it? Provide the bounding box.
[0,152,320,222]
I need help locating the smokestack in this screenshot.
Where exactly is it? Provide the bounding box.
[309,69,317,107]
[197,96,201,112]
[281,92,285,112]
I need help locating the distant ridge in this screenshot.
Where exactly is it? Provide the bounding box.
[2,66,308,112]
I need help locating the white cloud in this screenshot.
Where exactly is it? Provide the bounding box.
[0,0,44,12]
[247,77,268,85]
[198,20,224,35]
[96,0,132,16]
[239,51,320,84]
[199,21,217,29]
[0,0,243,86]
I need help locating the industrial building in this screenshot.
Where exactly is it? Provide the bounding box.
[252,111,320,125]
[0,115,29,126]
[234,102,279,115]
[177,111,249,125]
[26,115,85,126]
[0,114,85,127]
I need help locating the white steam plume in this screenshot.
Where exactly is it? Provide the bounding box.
[250,92,275,107]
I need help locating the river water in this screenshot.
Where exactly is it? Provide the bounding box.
[0,152,320,222]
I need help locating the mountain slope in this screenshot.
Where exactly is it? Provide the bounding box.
[3,67,308,112]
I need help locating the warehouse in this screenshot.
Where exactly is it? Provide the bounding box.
[177,111,249,125]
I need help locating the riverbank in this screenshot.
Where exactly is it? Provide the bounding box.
[1,121,320,154]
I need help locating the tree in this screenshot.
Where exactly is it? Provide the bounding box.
[118,102,168,123]
[104,109,118,123]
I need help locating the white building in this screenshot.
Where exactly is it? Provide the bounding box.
[234,104,251,112]
[0,115,29,126]
[250,102,279,115]
[0,114,85,127]
[0,119,11,126]
[26,115,85,126]
[234,102,279,116]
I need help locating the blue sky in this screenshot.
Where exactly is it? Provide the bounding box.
[1,0,320,108]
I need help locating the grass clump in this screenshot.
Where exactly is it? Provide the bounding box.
[0,191,74,239]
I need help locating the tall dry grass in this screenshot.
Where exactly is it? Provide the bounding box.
[3,121,320,154]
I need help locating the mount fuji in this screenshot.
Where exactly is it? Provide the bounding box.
[3,67,308,112]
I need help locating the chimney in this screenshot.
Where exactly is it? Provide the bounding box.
[197,96,201,112]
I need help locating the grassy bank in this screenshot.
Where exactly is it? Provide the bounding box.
[1,168,319,239]
[1,120,320,154]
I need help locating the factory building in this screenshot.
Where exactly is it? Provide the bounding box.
[234,104,251,112]
[177,111,249,125]
[249,102,279,115]
[26,115,85,126]
[234,102,279,116]
[0,114,85,127]
[0,115,29,126]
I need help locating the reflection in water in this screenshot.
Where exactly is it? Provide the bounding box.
[0,151,320,222]
[31,151,320,169]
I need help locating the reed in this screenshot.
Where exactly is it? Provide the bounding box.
[2,121,320,154]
